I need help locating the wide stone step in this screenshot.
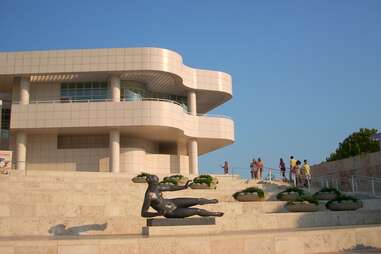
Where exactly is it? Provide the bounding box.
[220,210,381,231]
[1,208,381,237]
[0,224,380,254]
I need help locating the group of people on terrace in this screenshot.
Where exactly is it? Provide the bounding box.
[221,155,312,188]
[249,158,264,180]
[287,156,311,188]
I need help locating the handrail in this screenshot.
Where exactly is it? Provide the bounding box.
[12,97,233,119]
[314,173,381,182]
[313,173,381,197]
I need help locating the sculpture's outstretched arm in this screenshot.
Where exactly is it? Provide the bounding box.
[141,196,160,218]
[158,180,191,192]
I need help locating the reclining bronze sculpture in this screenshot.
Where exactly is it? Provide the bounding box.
[141,175,224,218]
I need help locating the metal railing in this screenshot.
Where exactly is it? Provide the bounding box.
[12,98,232,119]
[313,174,381,197]
[219,165,311,191]
[228,165,290,182]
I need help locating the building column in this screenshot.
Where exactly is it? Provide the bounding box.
[187,91,197,116]
[20,77,30,105]
[188,138,198,175]
[110,75,121,102]
[16,132,27,171]
[109,130,120,173]
[176,140,187,175]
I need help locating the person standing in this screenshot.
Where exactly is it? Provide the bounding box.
[295,160,302,186]
[256,158,264,180]
[303,160,311,188]
[250,159,256,179]
[279,158,286,181]
[222,161,229,175]
[289,156,297,182]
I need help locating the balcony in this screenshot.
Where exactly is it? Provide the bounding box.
[10,98,234,145]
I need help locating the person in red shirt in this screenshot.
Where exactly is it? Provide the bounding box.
[256,158,264,180]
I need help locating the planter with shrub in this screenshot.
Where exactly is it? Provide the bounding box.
[276,187,305,201]
[233,187,265,202]
[325,195,363,211]
[313,187,341,200]
[160,175,189,186]
[190,175,218,189]
[286,196,319,212]
[132,172,150,183]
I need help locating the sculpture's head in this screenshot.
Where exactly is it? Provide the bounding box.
[146,174,159,185]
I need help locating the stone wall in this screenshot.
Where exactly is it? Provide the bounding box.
[311,151,381,178]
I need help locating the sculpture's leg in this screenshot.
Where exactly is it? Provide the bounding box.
[169,198,218,208]
[165,208,224,218]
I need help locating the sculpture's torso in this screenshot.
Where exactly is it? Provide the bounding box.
[146,188,176,215]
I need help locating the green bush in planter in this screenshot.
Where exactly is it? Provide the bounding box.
[233,187,265,199]
[287,195,319,206]
[136,172,150,178]
[276,187,305,200]
[325,195,363,210]
[193,175,215,187]
[313,187,341,199]
[286,195,319,212]
[160,175,187,186]
[132,172,151,183]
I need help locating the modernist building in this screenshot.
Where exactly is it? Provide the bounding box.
[0,48,234,175]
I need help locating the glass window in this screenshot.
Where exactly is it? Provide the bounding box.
[121,81,146,101]
[60,82,108,101]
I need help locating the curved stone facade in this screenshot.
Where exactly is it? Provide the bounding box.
[0,48,235,175]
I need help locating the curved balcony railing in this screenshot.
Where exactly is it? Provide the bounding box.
[13,98,233,120]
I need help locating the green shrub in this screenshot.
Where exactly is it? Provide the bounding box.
[276,187,305,200]
[325,195,359,208]
[233,187,265,199]
[137,172,150,178]
[160,175,188,186]
[163,175,184,181]
[160,178,178,186]
[313,187,341,197]
[193,175,214,186]
[287,195,319,206]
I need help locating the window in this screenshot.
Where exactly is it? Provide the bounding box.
[60,82,108,101]
[121,81,146,101]
[1,108,10,130]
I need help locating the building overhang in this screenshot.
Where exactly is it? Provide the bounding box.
[0,48,233,113]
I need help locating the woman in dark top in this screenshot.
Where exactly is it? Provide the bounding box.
[279,158,286,181]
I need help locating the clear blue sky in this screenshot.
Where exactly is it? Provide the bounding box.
[1,0,380,178]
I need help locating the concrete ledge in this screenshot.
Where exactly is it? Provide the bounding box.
[142,224,219,236]
[146,217,216,227]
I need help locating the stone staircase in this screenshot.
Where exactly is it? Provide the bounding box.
[0,171,381,254]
